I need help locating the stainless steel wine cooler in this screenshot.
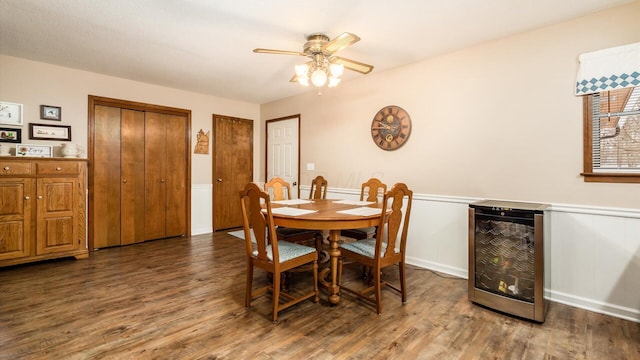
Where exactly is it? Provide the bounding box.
[468,200,549,322]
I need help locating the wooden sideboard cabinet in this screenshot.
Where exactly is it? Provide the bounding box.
[0,158,88,267]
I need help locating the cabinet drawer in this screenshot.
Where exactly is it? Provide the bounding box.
[36,162,80,175]
[0,161,33,176]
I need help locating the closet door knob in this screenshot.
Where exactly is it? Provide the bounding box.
[37,195,43,199]
[24,196,30,200]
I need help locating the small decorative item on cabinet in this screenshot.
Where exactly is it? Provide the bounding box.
[0,144,11,156]
[61,143,82,158]
[16,144,53,157]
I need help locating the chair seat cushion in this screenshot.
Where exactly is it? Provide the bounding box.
[340,239,400,258]
[253,240,316,263]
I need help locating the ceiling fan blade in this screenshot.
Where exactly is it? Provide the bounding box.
[332,56,374,74]
[322,32,360,54]
[253,48,306,56]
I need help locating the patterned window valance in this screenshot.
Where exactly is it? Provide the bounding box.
[575,42,640,95]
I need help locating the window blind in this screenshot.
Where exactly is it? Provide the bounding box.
[591,86,640,172]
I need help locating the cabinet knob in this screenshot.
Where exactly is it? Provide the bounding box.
[3,166,8,171]
[55,167,62,171]
[216,178,223,182]
[160,179,165,183]
[24,196,30,200]
[37,195,43,199]
[123,179,128,183]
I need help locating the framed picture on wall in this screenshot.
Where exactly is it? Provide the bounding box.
[40,105,62,121]
[29,123,72,141]
[0,101,23,125]
[0,127,22,143]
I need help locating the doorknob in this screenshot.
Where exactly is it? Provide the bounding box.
[292,181,297,186]
[216,178,223,182]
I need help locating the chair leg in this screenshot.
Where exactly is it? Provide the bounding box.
[272,271,281,322]
[374,266,382,314]
[245,263,253,308]
[399,261,407,304]
[313,260,319,302]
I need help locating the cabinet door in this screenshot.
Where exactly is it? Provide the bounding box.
[36,177,78,255]
[0,178,33,260]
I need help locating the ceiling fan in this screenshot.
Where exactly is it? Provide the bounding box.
[253,32,374,88]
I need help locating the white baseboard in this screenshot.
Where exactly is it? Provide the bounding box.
[545,289,640,323]
[406,256,468,279]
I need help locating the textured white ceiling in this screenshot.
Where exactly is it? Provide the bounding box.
[0,0,635,104]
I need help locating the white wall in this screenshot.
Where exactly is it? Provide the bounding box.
[267,2,640,322]
[0,55,260,235]
[261,2,640,209]
[0,54,261,185]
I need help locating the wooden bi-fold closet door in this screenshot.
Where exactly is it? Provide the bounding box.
[144,112,187,241]
[90,96,190,250]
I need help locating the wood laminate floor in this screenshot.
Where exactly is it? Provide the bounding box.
[1,233,638,359]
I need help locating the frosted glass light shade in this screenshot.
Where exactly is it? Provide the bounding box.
[330,63,344,77]
[311,69,327,87]
[328,77,341,87]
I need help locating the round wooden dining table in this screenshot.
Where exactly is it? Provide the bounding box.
[270,198,383,305]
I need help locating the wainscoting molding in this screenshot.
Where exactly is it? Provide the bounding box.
[193,183,640,322]
[191,184,212,235]
[305,185,640,323]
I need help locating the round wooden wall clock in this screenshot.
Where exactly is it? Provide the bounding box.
[371,105,412,151]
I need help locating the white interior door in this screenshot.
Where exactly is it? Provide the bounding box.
[266,115,300,199]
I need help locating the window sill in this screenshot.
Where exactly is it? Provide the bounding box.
[581,172,640,183]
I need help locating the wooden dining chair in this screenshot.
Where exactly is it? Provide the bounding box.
[337,182,413,314]
[340,178,387,240]
[309,175,328,200]
[264,177,291,202]
[264,177,320,244]
[240,182,319,322]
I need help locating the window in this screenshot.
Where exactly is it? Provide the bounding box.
[582,86,640,183]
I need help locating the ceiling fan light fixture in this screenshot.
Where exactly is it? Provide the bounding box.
[298,77,310,86]
[328,76,341,88]
[311,68,327,87]
[254,31,373,90]
[295,63,309,77]
[295,63,310,86]
[330,63,344,78]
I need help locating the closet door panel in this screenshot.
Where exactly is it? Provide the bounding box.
[144,112,167,240]
[120,109,146,245]
[164,114,187,237]
[93,105,121,249]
